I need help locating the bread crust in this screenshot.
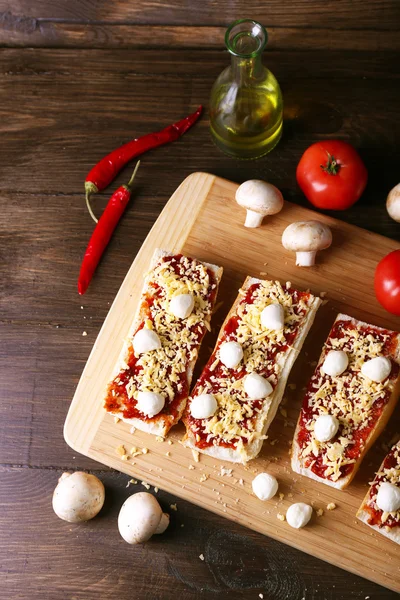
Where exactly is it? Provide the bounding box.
[291,313,400,489]
[357,440,400,545]
[183,277,321,463]
[105,249,223,437]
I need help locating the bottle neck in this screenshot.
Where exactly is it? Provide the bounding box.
[230,53,263,82]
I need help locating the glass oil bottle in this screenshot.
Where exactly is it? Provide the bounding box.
[209,19,283,159]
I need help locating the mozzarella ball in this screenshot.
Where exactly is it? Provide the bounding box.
[52,472,105,523]
[286,503,313,529]
[260,303,284,330]
[361,357,391,383]
[376,482,400,513]
[219,341,244,369]
[322,350,349,377]
[244,373,273,400]
[137,391,165,417]
[190,394,218,419]
[252,473,278,501]
[133,328,161,354]
[169,293,195,319]
[314,414,339,442]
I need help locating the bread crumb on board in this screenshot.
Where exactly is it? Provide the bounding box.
[199,553,204,561]
[82,331,87,336]
[170,503,178,511]
[277,513,285,522]
[327,502,336,511]
[220,466,233,477]
[113,416,120,424]
[116,444,126,456]
[192,449,200,463]
[316,508,324,517]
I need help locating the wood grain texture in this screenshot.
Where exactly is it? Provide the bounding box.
[1,22,400,51]
[3,467,394,600]
[1,26,400,600]
[65,173,400,592]
[2,0,399,29]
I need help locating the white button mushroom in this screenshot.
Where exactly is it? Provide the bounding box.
[118,492,170,544]
[252,473,279,501]
[244,373,273,400]
[133,328,161,354]
[282,220,332,266]
[235,179,284,228]
[361,356,391,383]
[260,303,285,330]
[137,391,165,417]
[387,183,400,223]
[190,394,218,419]
[322,350,349,377]
[169,293,195,319]
[286,503,313,529]
[376,482,400,513]
[219,341,244,369]
[52,472,105,523]
[314,414,339,442]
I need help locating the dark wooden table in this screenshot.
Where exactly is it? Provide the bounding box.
[1,2,400,598]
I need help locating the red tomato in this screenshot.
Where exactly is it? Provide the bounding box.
[374,250,400,316]
[296,140,368,210]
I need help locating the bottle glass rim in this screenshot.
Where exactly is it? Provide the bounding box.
[225,19,268,58]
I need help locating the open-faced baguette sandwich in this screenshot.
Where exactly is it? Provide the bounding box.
[104,249,223,437]
[357,439,400,544]
[291,314,400,489]
[182,277,321,463]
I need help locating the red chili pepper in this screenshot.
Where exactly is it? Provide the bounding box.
[85,105,203,222]
[78,162,140,295]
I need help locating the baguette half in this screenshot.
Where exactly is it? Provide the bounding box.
[291,314,400,489]
[104,249,223,436]
[183,277,321,463]
[357,439,400,545]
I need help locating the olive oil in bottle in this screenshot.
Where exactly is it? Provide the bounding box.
[209,19,283,159]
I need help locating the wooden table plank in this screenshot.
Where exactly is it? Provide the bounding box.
[3,0,400,30]
[1,23,399,52]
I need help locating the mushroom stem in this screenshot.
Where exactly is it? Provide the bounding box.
[245,210,264,228]
[296,251,317,267]
[155,512,170,534]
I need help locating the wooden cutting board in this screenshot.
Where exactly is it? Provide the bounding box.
[65,172,400,592]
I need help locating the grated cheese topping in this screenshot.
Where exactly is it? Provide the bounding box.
[105,254,217,420]
[298,319,398,482]
[364,440,400,527]
[187,280,315,452]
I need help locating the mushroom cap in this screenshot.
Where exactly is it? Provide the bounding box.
[235,180,283,216]
[282,220,332,252]
[52,471,105,523]
[387,183,400,222]
[118,492,164,544]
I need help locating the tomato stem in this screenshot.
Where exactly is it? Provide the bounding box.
[320,152,340,175]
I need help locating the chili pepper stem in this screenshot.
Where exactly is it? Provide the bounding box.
[125,160,141,191]
[85,181,100,223]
